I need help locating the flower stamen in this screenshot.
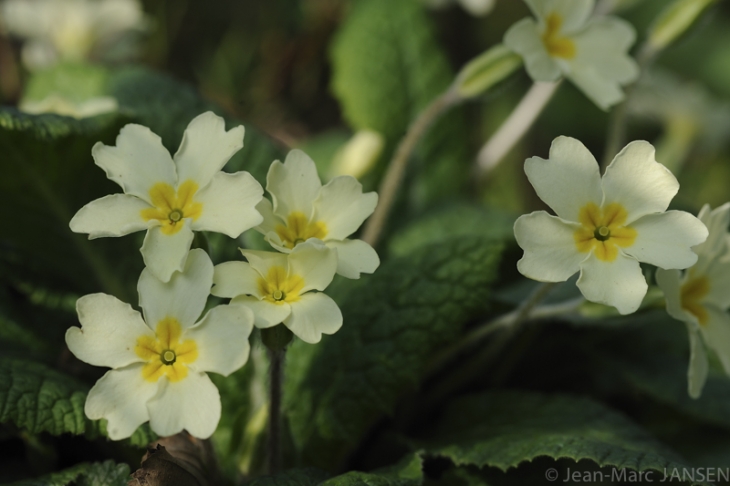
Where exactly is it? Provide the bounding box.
[258,266,304,304]
[140,180,203,235]
[574,202,637,262]
[275,212,328,249]
[135,317,198,382]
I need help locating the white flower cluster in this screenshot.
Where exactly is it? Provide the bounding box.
[66,112,379,439]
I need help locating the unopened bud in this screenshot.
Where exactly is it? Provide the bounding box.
[453,44,522,99]
[330,130,384,179]
[648,0,716,53]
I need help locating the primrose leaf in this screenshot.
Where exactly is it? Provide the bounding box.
[424,391,708,485]
[320,453,423,486]
[243,468,332,486]
[387,203,516,257]
[0,357,152,446]
[285,236,504,469]
[1,460,129,486]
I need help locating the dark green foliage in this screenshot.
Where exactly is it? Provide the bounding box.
[424,391,706,484]
[285,236,504,469]
[1,460,130,486]
[0,357,153,446]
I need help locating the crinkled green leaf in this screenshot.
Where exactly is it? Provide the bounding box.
[243,454,423,486]
[330,0,470,205]
[0,357,152,446]
[1,460,129,486]
[285,236,504,469]
[320,453,423,486]
[424,391,706,484]
[387,204,515,257]
[243,468,331,486]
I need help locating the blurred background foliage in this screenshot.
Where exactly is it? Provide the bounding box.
[3,0,730,484]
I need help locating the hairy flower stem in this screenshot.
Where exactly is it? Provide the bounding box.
[361,90,461,247]
[427,288,581,376]
[423,282,570,410]
[267,348,284,475]
[475,81,561,177]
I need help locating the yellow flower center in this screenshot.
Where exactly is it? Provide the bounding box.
[573,202,637,262]
[140,180,203,235]
[542,12,576,59]
[680,275,710,325]
[275,212,328,249]
[135,317,199,383]
[258,266,305,305]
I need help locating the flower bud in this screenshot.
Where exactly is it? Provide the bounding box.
[453,44,522,99]
[330,130,384,179]
[648,0,717,53]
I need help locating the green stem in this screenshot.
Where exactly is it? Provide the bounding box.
[267,347,284,475]
[423,282,563,404]
[361,89,460,247]
[427,291,582,375]
[601,44,659,168]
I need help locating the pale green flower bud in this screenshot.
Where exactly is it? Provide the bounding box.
[330,130,384,179]
[453,44,523,100]
[647,0,717,52]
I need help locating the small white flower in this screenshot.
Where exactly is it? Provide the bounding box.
[212,240,342,344]
[255,149,379,279]
[656,203,730,399]
[503,0,639,110]
[0,0,147,70]
[514,136,708,315]
[65,249,254,440]
[70,111,264,282]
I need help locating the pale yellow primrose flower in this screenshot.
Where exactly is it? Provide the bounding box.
[0,0,147,70]
[69,111,264,283]
[255,149,380,279]
[503,0,639,110]
[212,240,342,344]
[65,250,254,440]
[514,136,708,315]
[656,203,730,399]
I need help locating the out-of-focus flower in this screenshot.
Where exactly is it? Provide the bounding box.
[657,203,730,398]
[629,70,730,173]
[65,249,255,440]
[19,93,117,118]
[0,0,148,70]
[424,0,495,17]
[256,149,379,279]
[503,0,638,110]
[514,136,707,314]
[70,111,264,282]
[212,240,342,344]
